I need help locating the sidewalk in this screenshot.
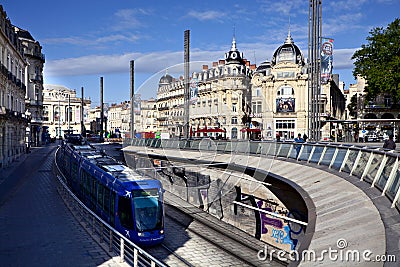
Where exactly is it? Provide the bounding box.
[0,144,122,267]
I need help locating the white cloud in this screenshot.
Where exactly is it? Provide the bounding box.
[42,33,140,47]
[185,10,226,21]
[333,48,357,69]
[44,50,221,77]
[111,8,152,30]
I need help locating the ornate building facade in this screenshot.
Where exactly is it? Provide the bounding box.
[0,6,29,167]
[347,75,400,141]
[108,102,127,137]
[138,98,158,136]
[156,37,255,139]
[156,74,184,138]
[251,32,346,140]
[191,37,255,139]
[16,27,45,147]
[42,85,91,139]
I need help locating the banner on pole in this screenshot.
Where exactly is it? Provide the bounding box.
[321,38,334,84]
[190,78,198,104]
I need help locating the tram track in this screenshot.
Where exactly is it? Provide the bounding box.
[145,193,285,267]
[145,242,194,267]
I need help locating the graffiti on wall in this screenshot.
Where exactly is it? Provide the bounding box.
[234,187,305,251]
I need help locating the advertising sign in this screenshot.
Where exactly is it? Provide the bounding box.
[276,98,295,113]
[321,38,334,84]
[190,78,198,104]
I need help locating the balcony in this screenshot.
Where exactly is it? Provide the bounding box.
[158,106,169,111]
[24,49,46,62]
[29,74,43,82]
[0,107,30,123]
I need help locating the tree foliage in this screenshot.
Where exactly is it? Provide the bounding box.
[352,18,400,102]
[347,94,358,118]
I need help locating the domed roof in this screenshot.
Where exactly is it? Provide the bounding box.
[159,73,173,85]
[271,31,304,66]
[224,36,245,65]
[256,60,272,74]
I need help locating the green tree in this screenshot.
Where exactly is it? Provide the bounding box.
[352,18,400,102]
[347,94,358,118]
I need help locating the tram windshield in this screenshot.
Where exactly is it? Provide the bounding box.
[133,189,163,232]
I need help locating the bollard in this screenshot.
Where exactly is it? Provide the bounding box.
[109,230,113,252]
[120,238,125,263]
[134,248,138,267]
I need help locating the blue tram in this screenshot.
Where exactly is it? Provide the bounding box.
[56,138,164,246]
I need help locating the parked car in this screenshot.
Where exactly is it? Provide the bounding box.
[365,132,379,142]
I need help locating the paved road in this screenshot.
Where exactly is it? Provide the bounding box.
[0,144,123,267]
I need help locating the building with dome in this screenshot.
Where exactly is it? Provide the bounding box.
[190,36,255,139]
[156,72,185,137]
[156,37,256,139]
[251,31,346,140]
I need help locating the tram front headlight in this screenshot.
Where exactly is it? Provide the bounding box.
[160,230,164,234]
[138,232,145,237]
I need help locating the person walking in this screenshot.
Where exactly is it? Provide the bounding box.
[383,134,396,150]
[303,133,308,142]
[294,133,304,158]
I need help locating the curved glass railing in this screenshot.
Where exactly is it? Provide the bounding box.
[123,139,400,210]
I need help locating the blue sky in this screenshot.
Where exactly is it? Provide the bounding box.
[2,0,399,106]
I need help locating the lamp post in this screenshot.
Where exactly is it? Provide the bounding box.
[58,89,61,140]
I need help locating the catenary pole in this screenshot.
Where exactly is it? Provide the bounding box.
[184,30,190,139]
[130,60,135,139]
[100,76,104,142]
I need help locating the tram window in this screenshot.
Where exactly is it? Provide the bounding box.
[85,175,91,196]
[91,179,96,207]
[81,171,87,194]
[118,196,134,229]
[71,162,78,182]
[104,187,110,213]
[98,184,104,208]
[110,192,116,225]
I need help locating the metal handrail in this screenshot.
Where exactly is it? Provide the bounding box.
[123,138,400,210]
[53,146,167,267]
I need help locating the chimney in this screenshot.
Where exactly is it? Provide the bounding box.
[202,64,208,70]
[212,61,218,67]
[218,59,225,65]
[246,61,250,66]
[250,64,257,70]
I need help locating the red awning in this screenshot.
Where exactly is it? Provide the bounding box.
[196,127,226,133]
[240,127,261,133]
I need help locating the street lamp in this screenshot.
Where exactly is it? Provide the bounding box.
[58,89,61,139]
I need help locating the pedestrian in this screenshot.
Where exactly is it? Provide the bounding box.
[303,133,308,142]
[276,133,281,142]
[294,133,304,158]
[383,135,396,150]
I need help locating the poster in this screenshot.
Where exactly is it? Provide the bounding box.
[321,38,334,84]
[190,78,198,104]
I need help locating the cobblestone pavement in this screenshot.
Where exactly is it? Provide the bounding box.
[0,144,124,267]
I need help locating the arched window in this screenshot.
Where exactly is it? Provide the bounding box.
[66,106,73,122]
[54,106,60,121]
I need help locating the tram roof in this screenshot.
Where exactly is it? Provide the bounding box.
[69,143,147,182]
